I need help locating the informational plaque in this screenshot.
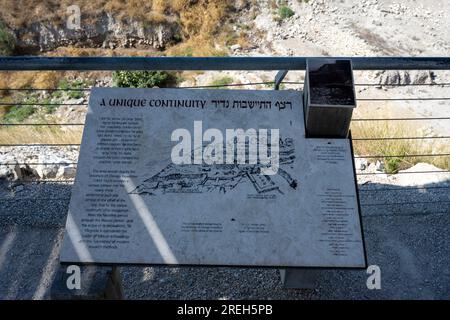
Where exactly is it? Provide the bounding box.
[60,88,366,268]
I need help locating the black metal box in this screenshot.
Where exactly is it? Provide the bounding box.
[303,58,356,138]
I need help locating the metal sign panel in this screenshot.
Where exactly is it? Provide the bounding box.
[60,88,366,268]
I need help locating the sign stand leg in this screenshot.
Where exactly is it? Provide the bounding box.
[279,269,320,289]
[50,264,124,299]
[279,58,356,289]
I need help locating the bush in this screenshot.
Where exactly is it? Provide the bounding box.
[385,157,402,174]
[0,21,15,56]
[113,71,174,88]
[209,76,234,89]
[278,6,295,20]
[4,105,36,123]
[56,79,85,99]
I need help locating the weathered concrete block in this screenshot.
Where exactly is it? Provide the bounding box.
[50,264,123,300]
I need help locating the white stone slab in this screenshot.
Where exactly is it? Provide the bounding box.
[60,88,366,268]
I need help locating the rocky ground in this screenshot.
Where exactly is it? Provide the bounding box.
[188,0,450,139]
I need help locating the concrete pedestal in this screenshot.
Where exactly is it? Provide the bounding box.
[279,268,320,289]
[50,264,123,300]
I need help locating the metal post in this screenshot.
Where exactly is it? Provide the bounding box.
[274,70,288,90]
[280,58,357,289]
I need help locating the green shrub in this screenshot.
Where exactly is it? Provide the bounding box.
[113,71,174,88]
[0,21,15,56]
[4,105,36,123]
[56,79,85,99]
[173,33,183,43]
[41,97,56,114]
[209,76,234,89]
[385,157,402,174]
[278,6,295,19]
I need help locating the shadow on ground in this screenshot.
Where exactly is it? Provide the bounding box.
[0,178,449,299]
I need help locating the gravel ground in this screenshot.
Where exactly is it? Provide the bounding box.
[0,169,449,300]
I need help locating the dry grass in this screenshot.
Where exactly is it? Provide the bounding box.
[0,0,229,31]
[237,31,251,49]
[0,0,165,27]
[165,0,232,56]
[0,71,63,91]
[351,121,450,172]
[0,125,82,145]
[48,46,165,57]
[0,0,234,57]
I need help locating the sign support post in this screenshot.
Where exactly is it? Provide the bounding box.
[280,58,357,289]
[50,265,123,300]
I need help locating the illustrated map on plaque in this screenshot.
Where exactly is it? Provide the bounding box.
[60,88,366,268]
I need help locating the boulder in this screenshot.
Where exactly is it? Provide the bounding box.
[376,70,436,86]
[12,12,181,54]
[355,158,368,171]
[57,165,77,179]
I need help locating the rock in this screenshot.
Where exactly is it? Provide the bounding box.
[230,44,241,51]
[395,163,450,186]
[355,158,368,171]
[232,0,250,11]
[57,165,77,179]
[65,98,85,105]
[367,163,377,172]
[0,166,11,179]
[36,165,58,179]
[375,160,384,172]
[377,70,436,86]
[11,164,23,180]
[373,20,382,26]
[12,12,181,54]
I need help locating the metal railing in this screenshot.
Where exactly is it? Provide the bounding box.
[0,56,449,214]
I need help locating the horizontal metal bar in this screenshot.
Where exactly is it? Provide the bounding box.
[358,97,450,101]
[354,83,450,86]
[0,83,276,91]
[0,162,78,165]
[2,166,448,174]
[0,143,80,146]
[13,181,449,190]
[352,117,450,121]
[2,197,71,200]
[0,124,84,126]
[11,182,450,190]
[1,56,450,71]
[355,154,450,158]
[5,198,448,206]
[352,136,450,140]
[361,200,450,206]
[357,170,450,175]
[4,82,450,91]
[358,186,450,192]
[2,101,449,109]
[0,88,90,91]
[285,81,450,86]
[9,179,74,183]
[180,82,275,89]
[0,103,87,106]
